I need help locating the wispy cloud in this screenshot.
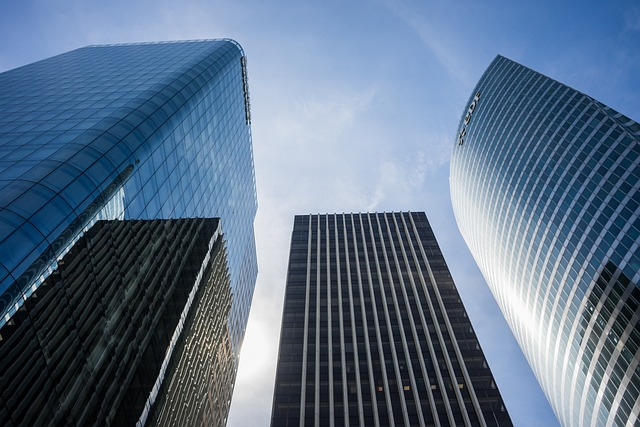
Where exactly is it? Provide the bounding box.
[229,84,380,425]
[383,0,474,86]
[364,132,452,211]
[253,83,382,212]
[274,86,377,145]
[625,7,640,32]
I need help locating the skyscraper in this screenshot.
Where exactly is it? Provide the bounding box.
[271,212,512,426]
[450,55,640,426]
[0,40,257,425]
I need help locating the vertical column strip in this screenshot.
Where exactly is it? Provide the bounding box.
[388,213,441,426]
[335,215,350,425]
[352,213,381,426]
[366,214,399,426]
[390,214,457,427]
[315,215,321,426]
[326,215,335,427]
[343,214,365,426]
[406,213,487,426]
[299,215,313,427]
[406,213,481,427]
[361,213,395,426]
[373,213,410,426]
[384,213,430,426]
[379,213,424,426]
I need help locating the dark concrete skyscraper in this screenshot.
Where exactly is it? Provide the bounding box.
[0,40,257,425]
[271,212,512,427]
[450,55,640,426]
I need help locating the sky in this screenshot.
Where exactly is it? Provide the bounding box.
[1,1,639,426]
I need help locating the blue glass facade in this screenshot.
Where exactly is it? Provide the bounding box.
[0,41,257,427]
[0,40,257,356]
[450,56,640,426]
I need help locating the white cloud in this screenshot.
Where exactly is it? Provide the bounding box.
[625,7,640,32]
[271,86,377,148]
[383,0,475,86]
[229,83,381,426]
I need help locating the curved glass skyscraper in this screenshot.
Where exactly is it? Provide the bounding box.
[450,55,640,426]
[0,40,257,425]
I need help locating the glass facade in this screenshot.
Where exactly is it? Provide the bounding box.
[0,218,235,426]
[271,212,512,426]
[450,55,640,426]
[0,40,257,425]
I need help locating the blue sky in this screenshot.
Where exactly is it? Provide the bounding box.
[1,1,638,426]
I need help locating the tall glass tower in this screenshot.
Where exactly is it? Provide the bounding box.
[0,40,257,425]
[450,55,640,426]
[271,212,512,427]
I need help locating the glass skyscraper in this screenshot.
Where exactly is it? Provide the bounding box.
[271,212,512,426]
[450,55,640,426]
[0,40,257,425]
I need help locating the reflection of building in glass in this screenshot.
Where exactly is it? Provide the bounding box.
[271,212,512,426]
[146,221,235,427]
[450,55,640,426]
[0,218,234,426]
[0,40,257,425]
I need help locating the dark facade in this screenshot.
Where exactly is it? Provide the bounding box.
[0,218,233,426]
[271,212,512,427]
[450,55,640,426]
[0,40,257,426]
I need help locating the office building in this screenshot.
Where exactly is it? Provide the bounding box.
[450,55,640,426]
[271,212,512,426]
[0,40,257,425]
[1,218,235,425]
